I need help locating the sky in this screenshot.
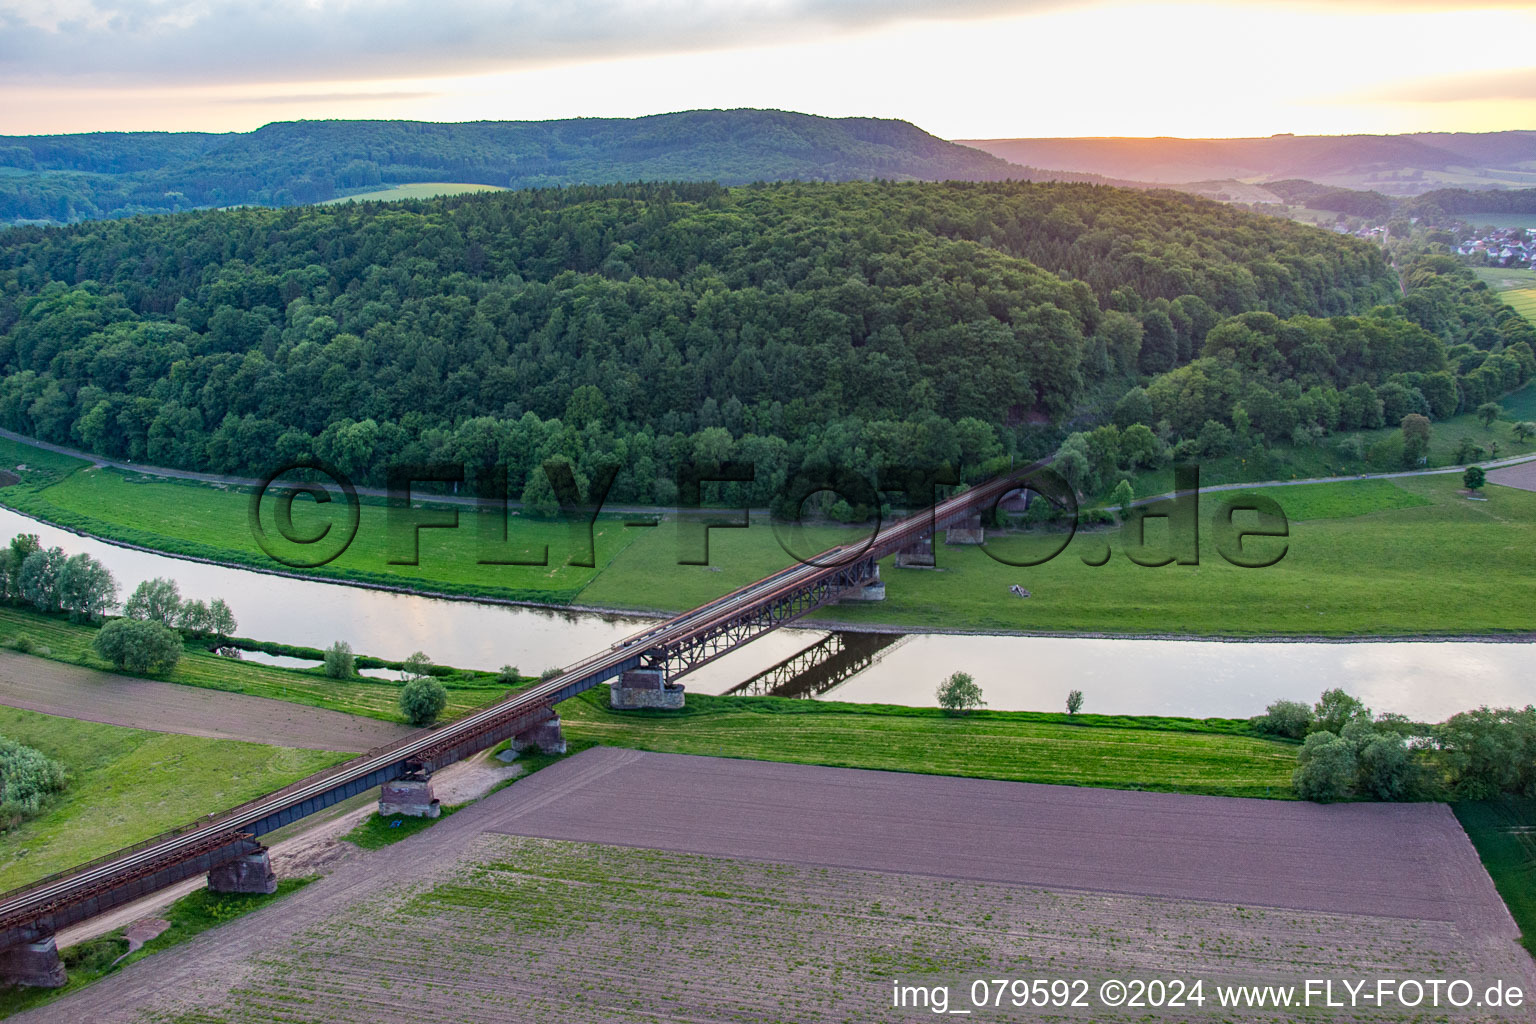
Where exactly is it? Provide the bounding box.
[2,0,1534,138]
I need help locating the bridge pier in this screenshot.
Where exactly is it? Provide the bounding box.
[378,773,441,819]
[894,533,936,568]
[834,562,885,601]
[508,714,567,756]
[207,845,277,895]
[0,935,66,989]
[610,668,685,710]
[945,514,985,545]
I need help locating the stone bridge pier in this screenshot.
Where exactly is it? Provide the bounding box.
[508,715,567,756]
[379,773,441,818]
[208,845,277,895]
[894,533,935,568]
[0,934,65,989]
[944,513,985,545]
[610,668,686,710]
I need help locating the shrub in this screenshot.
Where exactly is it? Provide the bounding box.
[1293,731,1357,801]
[11,634,33,654]
[0,735,67,827]
[399,677,448,727]
[497,664,520,686]
[323,640,355,679]
[1065,689,1084,715]
[92,617,182,675]
[540,667,563,681]
[1252,698,1314,740]
[1463,465,1485,491]
[936,671,985,714]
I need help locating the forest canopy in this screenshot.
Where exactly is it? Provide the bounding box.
[0,179,1426,507]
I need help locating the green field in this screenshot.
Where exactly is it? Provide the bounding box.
[583,473,1536,636]
[318,182,504,204]
[1452,799,1536,955]
[560,691,1297,798]
[1472,266,1536,293]
[0,440,640,604]
[1503,287,1536,327]
[0,605,514,722]
[1461,213,1536,231]
[0,706,346,890]
[3,432,1536,637]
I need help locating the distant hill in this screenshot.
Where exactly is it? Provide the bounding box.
[956,132,1536,195]
[0,110,1121,224]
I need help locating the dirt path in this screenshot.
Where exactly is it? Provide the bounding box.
[50,753,523,951]
[0,651,411,752]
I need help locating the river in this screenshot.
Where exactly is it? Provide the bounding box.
[0,507,1528,722]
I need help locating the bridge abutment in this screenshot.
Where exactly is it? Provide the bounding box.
[0,935,66,989]
[509,714,567,756]
[894,534,936,568]
[610,668,685,710]
[945,514,985,545]
[207,845,277,895]
[379,774,441,818]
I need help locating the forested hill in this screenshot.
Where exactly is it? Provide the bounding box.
[0,110,1117,224]
[0,180,1397,507]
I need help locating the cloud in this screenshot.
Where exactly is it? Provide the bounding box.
[0,0,1067,86]
[1360,67,1536,104]
[213,91,441,105]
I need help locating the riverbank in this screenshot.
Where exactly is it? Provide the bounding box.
[1,433,1535,638]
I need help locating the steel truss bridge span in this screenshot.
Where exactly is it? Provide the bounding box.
[0,465,1041,949]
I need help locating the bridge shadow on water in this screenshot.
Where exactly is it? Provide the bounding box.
[723,632,904,699]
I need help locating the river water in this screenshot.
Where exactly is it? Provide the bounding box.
[0,507,1528,722]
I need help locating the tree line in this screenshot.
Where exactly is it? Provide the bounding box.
[1252,689,1535,803]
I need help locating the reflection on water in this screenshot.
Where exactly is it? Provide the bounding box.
[797,633,1536,722]
[0,506,1529,722]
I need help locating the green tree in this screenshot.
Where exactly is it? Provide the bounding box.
[399,676,448,727]
[124,577,182,627]
[57,553,117,622]
[1108,479,1134,515]
[1477,401,1501,429]
[1399,413,1431,466]
[207,598,237,643]
[936,671,985,714]
[1292,731,1357,801]
[1252,698,1313,740]
[399,650,433,683]
[497,664,520,686]
[1463,465,1485,491]
[1313,688,1370,735]
[1513,421,1536,443]
[92,617,182,675]
[1065,689,1084,715]
[176,598,211,634]
[18,547,67,613]
[323,640,355,679]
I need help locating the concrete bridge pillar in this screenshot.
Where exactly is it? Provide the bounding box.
[208,845,277,895]
[945,514,985,545]
[379,774,441,819]
[610,667,685,710]
[0,935,66,989]
[894,533,936,568]
[509,714,567,756]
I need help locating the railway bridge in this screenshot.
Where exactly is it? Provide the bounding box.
[0,464,1052,987]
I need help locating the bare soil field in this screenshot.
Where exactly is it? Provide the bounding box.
[20,749,1534,1024]
[0,650,411,751]
[1489,460,1536,493]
